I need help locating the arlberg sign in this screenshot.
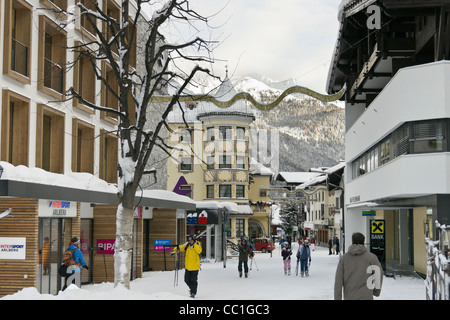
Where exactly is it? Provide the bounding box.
[38,199,77,218]
[0,237,26,260]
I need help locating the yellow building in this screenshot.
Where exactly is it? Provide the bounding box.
[166,74,273,256]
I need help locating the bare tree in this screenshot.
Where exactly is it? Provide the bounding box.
[64,0,215,289]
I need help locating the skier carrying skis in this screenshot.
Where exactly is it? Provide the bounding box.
[238,237,250,278]
[297,239,311,277]
[281,243,292,275]
[174,234,202,298]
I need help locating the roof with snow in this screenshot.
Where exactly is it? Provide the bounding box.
[274,172,322,185]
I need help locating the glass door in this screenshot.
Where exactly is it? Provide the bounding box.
[37,218,72,294]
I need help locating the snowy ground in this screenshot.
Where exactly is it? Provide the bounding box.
[2,244,426,301]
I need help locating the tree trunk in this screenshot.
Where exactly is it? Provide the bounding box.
[114,204,135,289]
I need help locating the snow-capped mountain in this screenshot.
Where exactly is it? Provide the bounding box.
[231,75,345,172]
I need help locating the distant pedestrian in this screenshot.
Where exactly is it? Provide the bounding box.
[297,239,311,277]
[328,238,333,255]
[334,232,383,300]
[334,236,340,255]
[310,237,315,251]
[238,237,250,278]
[281,243,292,275]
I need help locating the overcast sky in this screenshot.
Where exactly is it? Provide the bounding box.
[150,0,343,93]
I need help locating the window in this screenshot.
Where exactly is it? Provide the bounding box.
[411,120,444,153]
[4,0,32,83]
[38,15,67,99]
[102,0,120,55]
[40,1,68,19]
[101,61,119,123]
[180,157,192,171]
[236,156,245,169]
[206,185,214,198]
[1,90,30,166]
[179,185,192,199]
[179,128,192,144]
[100,130,118,183]
[236,219,245,238]
[206,127,215,141]
[73,41,96,113]
[78,0,97,41]
[236,127,245,140]
[219,126,232,140]
[206,156,215,169]
[236,185,245,198]
[219,155,232,169]
[72,119,95,174]
[36,105,65,173]
[219,185,231,198]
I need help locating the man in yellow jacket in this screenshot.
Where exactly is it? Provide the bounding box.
[176,234,202,298]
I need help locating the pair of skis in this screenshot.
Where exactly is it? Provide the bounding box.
[172,225,213,287]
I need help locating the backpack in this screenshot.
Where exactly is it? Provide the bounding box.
[62,248,78,267]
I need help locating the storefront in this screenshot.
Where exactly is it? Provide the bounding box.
[0,177,195,297]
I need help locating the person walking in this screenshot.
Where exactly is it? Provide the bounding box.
[297,239,311,277]
[281,243,292,275]
[62,237,88,290]
[176,234,202,298]
[334,232,383,300]
[238,237,250,278]
[328,237,333,255]
[310,236,315,251]
[334,236,340,255]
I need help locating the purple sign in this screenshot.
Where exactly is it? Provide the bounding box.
[154,239,171,251]
[96,239,115,254]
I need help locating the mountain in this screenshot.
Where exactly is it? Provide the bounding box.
[232,75,345,172]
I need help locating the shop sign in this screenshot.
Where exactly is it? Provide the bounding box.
[96,239,115,254]
[0,237,26,260]
[370,219,385,271]
[187,209,218,225]
[38,199,77,218]
[154,239,171,251]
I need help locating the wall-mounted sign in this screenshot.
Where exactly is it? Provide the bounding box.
[96,239,115,254]
[154,239,171,251]
[38,199,77,218]
[370,219,385,271]
[0,237,26,260]
[187,209,219,225]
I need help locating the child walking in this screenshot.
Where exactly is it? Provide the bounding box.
[281,243,292,275]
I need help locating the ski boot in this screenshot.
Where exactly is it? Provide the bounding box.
[239,272,242,278]
[245,273,248,278]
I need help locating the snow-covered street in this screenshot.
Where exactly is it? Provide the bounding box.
[2,243,426,301]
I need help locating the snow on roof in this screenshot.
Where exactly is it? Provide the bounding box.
[275,171,321,184]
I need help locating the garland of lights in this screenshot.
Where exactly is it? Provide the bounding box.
[152,86,345,110]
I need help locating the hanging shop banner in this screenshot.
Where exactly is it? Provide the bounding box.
[38,199,77,218]
[370,219,386,271]
[0,237,26,260]
[186,209,219,225]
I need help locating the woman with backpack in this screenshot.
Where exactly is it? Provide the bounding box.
[281,243,292,275]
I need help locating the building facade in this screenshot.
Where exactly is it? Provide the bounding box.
[166,74,273,258]
[327,0,450,275]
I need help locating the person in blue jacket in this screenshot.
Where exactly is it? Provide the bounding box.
[297,239,311,277]
[62,237,88,290]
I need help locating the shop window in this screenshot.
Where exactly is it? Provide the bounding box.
[100,61,119,123]
[219,185,231,198]
[206,185,215,198]
[1,90,29,166]
[73,41,96,114]
[100,130,118,183]
[3,0,32,84]
[38,15,67,100]
[72,119,95,174]
[236,185,245,198]
[36,104,65,173]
